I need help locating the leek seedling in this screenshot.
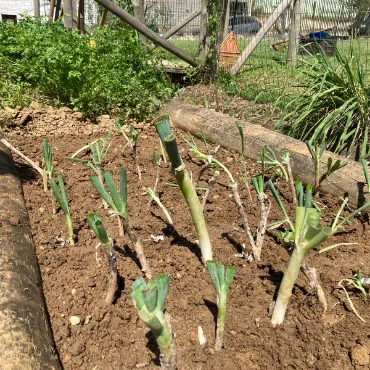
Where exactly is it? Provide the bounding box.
[206,261,235,350]
[69,132,111,188]
[114,120,141,179]
[258,145,288,182]
[306,140,347,193]
[155,115,213,263]
[202,170,220,209]
[146,187,173,225]
[131,275,177,370]
[86,213,117,305]
[50,174,75,245]
[236,121,252,202]
[269,179,370,326]
[250,174,271,260]
[42,138,56,214]
[361,159,370,192]
[90,168,152,278]
[183,132,262,260]
[280,150,297,204]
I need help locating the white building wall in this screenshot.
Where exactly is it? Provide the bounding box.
[0,0,98,25]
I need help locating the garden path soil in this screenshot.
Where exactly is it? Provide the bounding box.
[1,104,370,370]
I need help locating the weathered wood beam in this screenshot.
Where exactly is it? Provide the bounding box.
[0,142,62,369]
[162,100,370,209]
[150,9,201,50]
[94,0,200,67]
[230,0,294,75]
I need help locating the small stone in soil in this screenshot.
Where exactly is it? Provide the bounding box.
[69,316,81,326]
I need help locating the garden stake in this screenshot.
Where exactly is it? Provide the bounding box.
[90,167,152,278]
[87,213,117,305]
[131,275,177,369]
[155,116,213,263]
[206,261,235,350]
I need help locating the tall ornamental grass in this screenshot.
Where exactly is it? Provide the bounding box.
[275,48,370,159]
[0,18,174,118]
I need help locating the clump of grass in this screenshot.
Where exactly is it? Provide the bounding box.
[274,48,370,158]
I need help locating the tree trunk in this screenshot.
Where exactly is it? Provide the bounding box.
[133,0,147,43]
[33,0,40,17]
[64,0,73,28]
[49,0,56,22]
[0,142,62,369]
[77,0,85,34]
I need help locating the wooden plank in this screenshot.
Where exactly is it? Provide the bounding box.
[230,0,294,75]
[0,142,62,369]
[94,0,200,67]
[163,100,370,208]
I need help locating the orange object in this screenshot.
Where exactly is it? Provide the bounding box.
[219,32,240,70]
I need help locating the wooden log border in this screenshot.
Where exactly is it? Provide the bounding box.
[162,101,369,208]
[0,142,61,369]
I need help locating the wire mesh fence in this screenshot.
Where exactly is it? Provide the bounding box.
[142,0,370,72]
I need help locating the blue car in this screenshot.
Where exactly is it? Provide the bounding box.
[228,16,262,35]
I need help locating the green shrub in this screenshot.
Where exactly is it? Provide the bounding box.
[0,18,174,118]
[274,48,370,159]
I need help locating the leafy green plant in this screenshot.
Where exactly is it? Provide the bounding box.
[131,275,177,369]
[274,48,370,158]
[50,174,75,245]
[0,18,174,119]
[268,179,370,326]
[155,115,213,263]
[86,213,117,305]
[306,140,347,193]
[90,167,151,278]
[206,261,235,350]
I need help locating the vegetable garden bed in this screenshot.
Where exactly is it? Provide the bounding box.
[1,105,370,369]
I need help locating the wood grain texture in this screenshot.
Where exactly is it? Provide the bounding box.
[162,101,369,209]
[0,142,61,370]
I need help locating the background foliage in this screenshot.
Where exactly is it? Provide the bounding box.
[0,18,174,118]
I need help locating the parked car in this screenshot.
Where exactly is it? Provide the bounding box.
[228,15,262,35]
[191,15,262,36]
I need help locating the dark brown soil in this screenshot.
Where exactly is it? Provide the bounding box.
[1,103,370,370]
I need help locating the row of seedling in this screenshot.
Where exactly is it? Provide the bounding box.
[40,116,370,369]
